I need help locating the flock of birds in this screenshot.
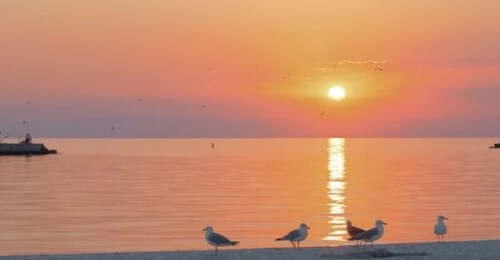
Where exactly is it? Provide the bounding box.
[202,216,448,255]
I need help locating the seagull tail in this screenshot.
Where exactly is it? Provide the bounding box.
[231,241,239,246]
[348,237,360,241]
[275,238,284,241]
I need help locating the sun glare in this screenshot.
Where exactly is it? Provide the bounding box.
[328,86,346,100]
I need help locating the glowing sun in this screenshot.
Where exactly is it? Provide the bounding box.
[328,86,346,100]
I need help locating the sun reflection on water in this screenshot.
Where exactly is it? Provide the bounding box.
[323,138,347,241]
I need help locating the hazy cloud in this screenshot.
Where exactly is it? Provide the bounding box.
[312,59,389,71]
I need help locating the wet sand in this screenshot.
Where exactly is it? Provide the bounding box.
[1,240,499,260]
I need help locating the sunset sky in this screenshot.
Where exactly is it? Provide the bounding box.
[1,0,500,137]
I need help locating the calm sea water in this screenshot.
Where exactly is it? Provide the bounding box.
[1,138,500,255]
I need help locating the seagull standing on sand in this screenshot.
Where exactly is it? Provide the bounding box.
[434,215,448,242]
[275,223,310,249]
[349,219,387,248]
[202,226,239,255]
[346,220,366,246]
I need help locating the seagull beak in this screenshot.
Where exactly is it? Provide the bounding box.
[307,225,311,230]
[444,217,448,220]
[202,228,206,231]
[383,222,388,225]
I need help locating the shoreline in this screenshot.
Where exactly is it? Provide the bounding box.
[2,239,500,259]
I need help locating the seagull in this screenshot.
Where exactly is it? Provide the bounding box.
[434,215,448,242]
[211,142,215,148]
[346,220,366,246]
[275,223,310,249]
[111,126,115,131]
[202,226,239,255]
[349,219,387,248]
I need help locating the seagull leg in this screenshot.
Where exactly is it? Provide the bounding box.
[290,241,296,248]
[215,246,218,256]
[298,241,300,249]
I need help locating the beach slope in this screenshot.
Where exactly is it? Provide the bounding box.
[1,240,499,260]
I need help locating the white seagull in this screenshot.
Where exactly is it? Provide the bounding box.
[202,226,239,255]
[275,223,310,249]
[349,219,387,248]
[434,215,448,242]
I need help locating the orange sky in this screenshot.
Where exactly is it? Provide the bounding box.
[1,1,500,137]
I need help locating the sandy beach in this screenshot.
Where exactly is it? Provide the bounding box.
[2,240,499,260]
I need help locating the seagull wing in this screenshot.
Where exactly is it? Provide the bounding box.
[209,232,233,245]
[282,229,301,241]
[350,227,379,240]
[348,225,366,238]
